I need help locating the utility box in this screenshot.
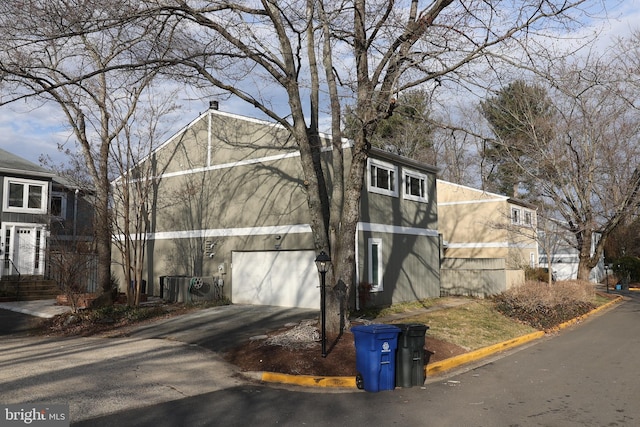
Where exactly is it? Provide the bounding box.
[395,324,429,388]
[351,324,401,392]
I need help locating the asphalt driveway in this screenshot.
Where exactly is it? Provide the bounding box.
[0,303,320,423]
[123,304,319,352]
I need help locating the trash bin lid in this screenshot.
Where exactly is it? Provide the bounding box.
[351,324,401,334]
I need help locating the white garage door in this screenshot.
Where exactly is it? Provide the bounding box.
[232,250,319,309]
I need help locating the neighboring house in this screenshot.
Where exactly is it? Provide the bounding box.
[0,148,54,277]
[436,180,538,296]
[538,227,604,283]
[118,105,441,310]
[0,148,94,285]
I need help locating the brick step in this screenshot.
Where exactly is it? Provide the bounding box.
[16,294,59,301]
[0,279,59,301]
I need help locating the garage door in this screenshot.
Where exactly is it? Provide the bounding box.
[232,250,319,309]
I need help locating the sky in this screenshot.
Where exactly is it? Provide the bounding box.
[0,0,638,169]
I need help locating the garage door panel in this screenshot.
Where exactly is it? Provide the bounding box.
[232,250,319,309]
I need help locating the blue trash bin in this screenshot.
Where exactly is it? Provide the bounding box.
[351,324,401,392]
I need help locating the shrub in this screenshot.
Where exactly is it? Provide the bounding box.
[493,280,596,330]
[525,267,553,282]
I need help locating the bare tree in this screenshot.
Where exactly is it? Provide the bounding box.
[110,87,179,306]
[0,0,598,333]
[149,0,594,334]
[0,1,171,304]
[479,44,640,281]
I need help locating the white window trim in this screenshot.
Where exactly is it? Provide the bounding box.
[403,169,429,203]
[368,237,383,292]
[511,207,521,225]
[3,177,49,214]
[523,210,534,227]
[0,222,48,276]
[51,191,68,219]
[367,158,398,197]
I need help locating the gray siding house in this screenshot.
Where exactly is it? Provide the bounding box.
[0,148,94,284]
[124,106,440,310]
[0,149,54,277]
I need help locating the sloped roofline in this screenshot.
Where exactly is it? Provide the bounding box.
[116,107,440,182]
[0,148,55,179]
[437,179,537,210]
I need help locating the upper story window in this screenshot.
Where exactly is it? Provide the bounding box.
[368,159,398,197]
[3,178,48,214]
[512,206,535,226]
[51,191,68,218]
[403,169,428,203]
[511,207,521,225]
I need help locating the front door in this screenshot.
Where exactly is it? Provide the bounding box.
[15,227,36,275]
[1,224,44,276]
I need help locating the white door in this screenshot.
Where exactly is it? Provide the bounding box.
[232,250,319,309]
[4,225,43,276]
[15,227,36,275]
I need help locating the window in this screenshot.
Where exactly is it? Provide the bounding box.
[511,207,521,225]
[368,159,398,197]
[524,210,533,226]
[51,192,67,218]
[403,170,428,202]
[3,178,48,214]
[368,238,383,292]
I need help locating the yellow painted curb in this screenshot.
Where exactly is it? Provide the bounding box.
[548,294,623,332]
[260,295,624,388]
[426,330,545,377]
[261,371,356,388]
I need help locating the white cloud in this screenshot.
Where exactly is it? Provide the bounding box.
[1,1,639,168]
[0,101,72,166]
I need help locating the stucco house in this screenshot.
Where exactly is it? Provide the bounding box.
[436,180,538,296]
[119,105,441,310]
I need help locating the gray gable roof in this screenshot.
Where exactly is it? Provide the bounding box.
[0,147,54,178]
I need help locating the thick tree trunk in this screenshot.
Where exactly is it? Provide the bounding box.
[576,231,597,281]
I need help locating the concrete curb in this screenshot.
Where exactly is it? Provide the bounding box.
[261,372,356,388]
[259,294,624,389]
[547,293,623,332]
[425,330,546,377]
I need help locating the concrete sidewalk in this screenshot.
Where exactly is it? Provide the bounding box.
[0,299,72,318]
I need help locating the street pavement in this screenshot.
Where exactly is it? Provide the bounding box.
[0,300,319,422]
[0,293,632,425]
[68,291,640,426]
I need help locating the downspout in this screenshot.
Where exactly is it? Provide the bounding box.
[207,110,212,167]
[207,100,219,167]
[73,189,79,240]
[355,223,360,311]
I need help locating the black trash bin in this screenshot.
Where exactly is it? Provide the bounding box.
[395,323,429,388]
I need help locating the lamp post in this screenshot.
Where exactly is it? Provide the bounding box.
[315,250,330,358]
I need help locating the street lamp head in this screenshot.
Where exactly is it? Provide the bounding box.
[315,250,331,273]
